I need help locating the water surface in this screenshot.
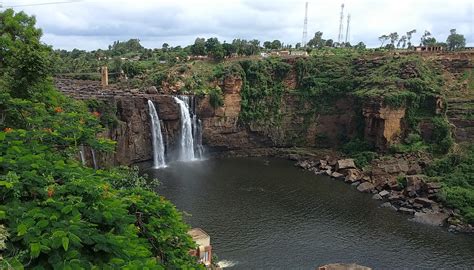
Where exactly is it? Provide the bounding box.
[143,157,474,269]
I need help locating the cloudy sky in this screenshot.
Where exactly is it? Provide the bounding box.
[3,0,473,50]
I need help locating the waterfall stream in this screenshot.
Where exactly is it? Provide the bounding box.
[174,96,204,161]
[147,100,167,168]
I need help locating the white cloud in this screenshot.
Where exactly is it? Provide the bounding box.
[6,0,473,50]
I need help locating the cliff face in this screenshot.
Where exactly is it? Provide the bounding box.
[55,52,474,166]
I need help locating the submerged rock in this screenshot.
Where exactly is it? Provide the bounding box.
[412,212,449,226]
[398,207,416,215]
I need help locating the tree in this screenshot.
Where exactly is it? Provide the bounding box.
[162,43,169,51]
[397,35,407,48]
[446,29,466,51]
[389,32,399,49]
[205,37,224,60]
[307,31,325,48]
[420,30,436,46]
[406,29,416,48]
[295,42,301,49]
[354,41,366,50]
[0,9,52,99]
[263,41,272,50]
[222,42,236,57]
[378,34,389,47]
[325,39,334,47]
[0,9,202,269]
[271,40,282,50]
[190,37,206,55]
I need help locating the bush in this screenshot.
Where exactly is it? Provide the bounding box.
[209,86,224,108]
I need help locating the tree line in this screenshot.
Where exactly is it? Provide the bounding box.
[378,29,466,50]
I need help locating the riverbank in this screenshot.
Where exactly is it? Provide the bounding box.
[289,151,474,234]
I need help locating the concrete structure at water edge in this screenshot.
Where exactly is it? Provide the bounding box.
[188,228,212,267]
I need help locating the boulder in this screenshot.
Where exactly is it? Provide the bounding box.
[414,197,435,208]
[344,168,362,183]
[378,190,390,198]
[288,154,300,161]
[331,172,345,179]
[357,182,375,193]
[380,202,398,211]
[398,207,416,215]
[405,175,426,195]
[145,86,158,94]
[372,194,383,200]
[412,212,449,226]
[335,159,356,171]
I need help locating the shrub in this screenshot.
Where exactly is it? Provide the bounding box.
[209,86,224,108]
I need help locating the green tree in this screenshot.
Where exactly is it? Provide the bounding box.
[325,39,334,47]
[307,31,325,48]
[389,32,399,49]
[446,29,466,51]
[0,9,52,98]
[0,9,203,269]
[191,37,206,55]
[263,41,272,49]
[406,29,416,48]
[354,41,366,50]
[205,37,224,60]
[222,42,237,57]
[420,30,436,46]
[378,34,389,47]
[271,40,282,50]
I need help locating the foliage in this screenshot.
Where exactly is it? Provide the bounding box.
[446,29,466,51]
[425,144,474,224]
[239,58,291,124]
[341,138,377,168]
[84,99,119,128]
[429,117,454,154]
[0,9,202,269]
[209,86,224,108]
[390,133,428,153]
[0,9,52,98]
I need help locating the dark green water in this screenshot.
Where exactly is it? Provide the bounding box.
[143,157,474,269]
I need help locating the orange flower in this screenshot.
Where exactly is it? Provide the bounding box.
[4,127,13,133]
[92,111,101,118]
[54,107,63,113]
[47,187,54,198]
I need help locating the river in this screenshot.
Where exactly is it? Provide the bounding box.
[142,157,474,269]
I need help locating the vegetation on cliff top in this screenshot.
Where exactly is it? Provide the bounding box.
[0,9,202,269]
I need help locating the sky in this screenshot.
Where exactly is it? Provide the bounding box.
[2,0,473,51]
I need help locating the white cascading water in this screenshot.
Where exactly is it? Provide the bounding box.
[147,100,167,168]
[174,96,196,161]
[79,145,86,166]
[91,148,98,169]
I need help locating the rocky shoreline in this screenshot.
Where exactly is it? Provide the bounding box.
[292,154,474,234]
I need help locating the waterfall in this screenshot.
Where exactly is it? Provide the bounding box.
[173,96,205,161]
[147,100,167,168]
[91,149,98,169]
[174,96,196,161]
[79,145,86,166]
[192,115,204,159]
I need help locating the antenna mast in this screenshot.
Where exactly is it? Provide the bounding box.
[337,3,345,44]
[302,2,308,47]
[345,13,351,44]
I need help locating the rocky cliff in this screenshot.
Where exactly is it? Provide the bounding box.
[55,52,474,166]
